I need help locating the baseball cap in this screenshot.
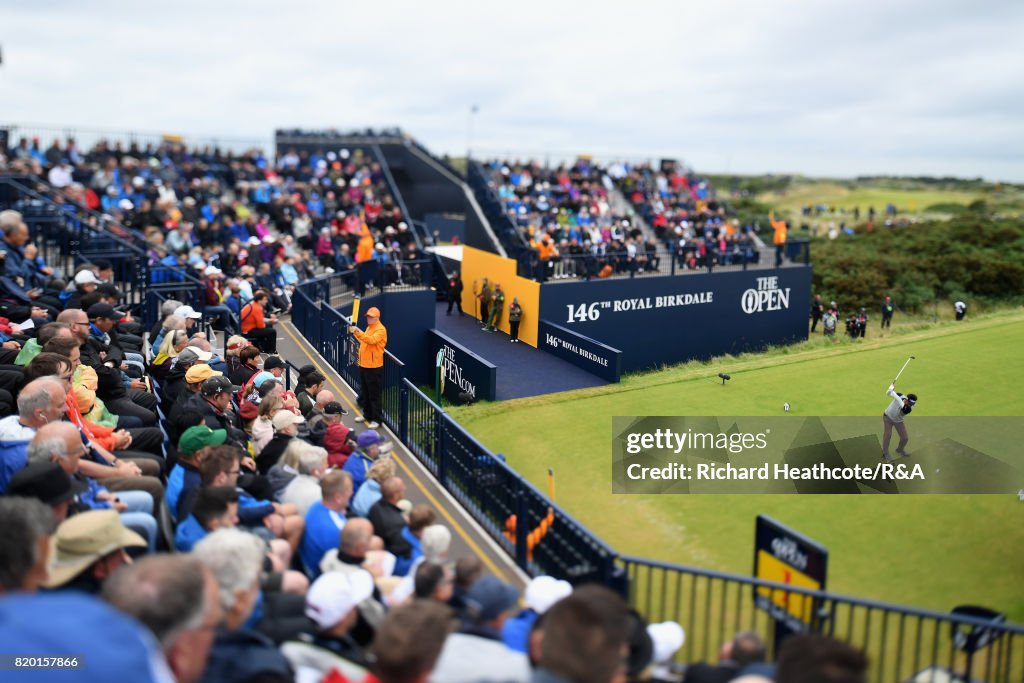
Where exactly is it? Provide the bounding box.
[647,621,685,664]
[177,347,213,365]
[247,236,261,245]
[323,401,347,415]
[272,410,305,431]
[524,576,572,615]
[365,307,380,318]
[356,429,381,448]
[183,345,214,361]
[0,593,164,683]
[464,575,520,623]
[204,266,222,276]
[304,569,375,630]
[201,375,239,396]
[7,461,86,506]
[250,371,276,389]
[185,363,221,384]
[87,302,123,320]
[179,425,228,455]
[45,509,146,587]
[173,305,203,320]
[263,355,286,371]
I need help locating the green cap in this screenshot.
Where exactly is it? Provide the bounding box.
[178,425,228,455]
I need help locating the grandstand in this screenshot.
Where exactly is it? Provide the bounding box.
[0,124,1021,683]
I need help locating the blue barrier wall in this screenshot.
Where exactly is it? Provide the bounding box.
[338,289,436,386]
[425,212,466,243]
[538,268,812,372]
[538,320,623,382]
[428,329,498,402]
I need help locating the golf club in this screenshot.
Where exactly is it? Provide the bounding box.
[892,356,916,385]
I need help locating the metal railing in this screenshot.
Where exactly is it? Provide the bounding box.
[2,122,270,156]
[621,556,1024,682]
[466,161,534,274]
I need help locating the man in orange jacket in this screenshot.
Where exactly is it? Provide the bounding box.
[349,306,387,429]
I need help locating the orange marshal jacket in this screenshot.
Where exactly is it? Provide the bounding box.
[352,321,387,368]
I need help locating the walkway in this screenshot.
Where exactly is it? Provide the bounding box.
[432,302,608,400]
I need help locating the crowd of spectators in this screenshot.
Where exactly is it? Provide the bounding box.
[483,158,662,280]
[483,158,765,279]
[0,135,428,309]
[614,162,761,271]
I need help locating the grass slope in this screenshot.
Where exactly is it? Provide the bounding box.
[452,311,1024,621]
[758,183,980,215]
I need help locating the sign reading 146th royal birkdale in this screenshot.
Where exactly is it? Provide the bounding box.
[538,269,811,372]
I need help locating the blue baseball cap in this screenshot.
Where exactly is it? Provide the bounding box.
[464,575,520,623]
[357,430,381,448]
[0,592,164,682]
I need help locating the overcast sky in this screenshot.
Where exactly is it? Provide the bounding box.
[3,1,1022,180]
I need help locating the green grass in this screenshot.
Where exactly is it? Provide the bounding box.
[451,309,1024,622]
[752,178,1024,232]
[759,183,981,216]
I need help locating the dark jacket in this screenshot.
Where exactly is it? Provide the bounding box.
[80,333,124,370]
[186,393,248,448]
[367,499,412,558]
[230,362,259,389]
[160,362,189,413]
[682,662,741,683]
[257,434,293,475]
[200,628,293,683]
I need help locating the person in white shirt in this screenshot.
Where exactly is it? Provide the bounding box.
[47,160,73,188]
[280,443,330,517]
[882,384,918,460]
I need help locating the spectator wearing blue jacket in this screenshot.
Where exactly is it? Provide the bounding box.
[393,504,435,578]
[501,575,573,654]
[168,425,228,521]
[342,430,383,493]
[350,457,395,518]
[299,469,353,577]
[175,485,240,552]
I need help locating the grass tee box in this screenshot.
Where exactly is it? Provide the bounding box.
[454,312,1024,622]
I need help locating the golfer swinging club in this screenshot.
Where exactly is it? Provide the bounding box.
[882,381,918,460]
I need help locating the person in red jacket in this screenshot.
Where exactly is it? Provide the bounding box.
[322,405,355,468]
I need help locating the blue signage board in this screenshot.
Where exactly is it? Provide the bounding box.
[538,268,811,372]
[538,320,622,382]
[428,329,497,403]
